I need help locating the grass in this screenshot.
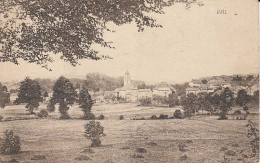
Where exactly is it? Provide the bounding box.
[0,103,258,163]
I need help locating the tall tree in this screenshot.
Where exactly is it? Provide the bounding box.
[79,87,94,120]
[50,76,77,119]
[218,87,234,120]
[15,77,43,114]
[235,89,250,106]
[0,83,10,108]
[0,0,201,69]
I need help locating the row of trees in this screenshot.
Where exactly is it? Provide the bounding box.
[13,76,94,119]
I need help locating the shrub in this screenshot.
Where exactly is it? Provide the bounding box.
[84,121,106,147]
[150,115,157,120]
[159,114,168,119]
[82,112,95,120]
[0,115,3,122]
[136,147,147,153]
[98,114,105,120]
[139,97,152,106]
[174,109,182,119]
[119,115,124,120]
[37,109,48,118]
[59,113,70,119]
[0,130,21,154]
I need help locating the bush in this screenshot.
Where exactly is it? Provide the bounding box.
[159,114,168,119]
[119,115,124,120]
[37,109,48,118]
[84,121,106,147]
[0,115,3,122]
[98,114,105,120]
[0,130,21,154]
[82,112,95,120]
[139,97,152,106]
[59,113,70,119]
[150,115,157,120]
[174,109,182,119]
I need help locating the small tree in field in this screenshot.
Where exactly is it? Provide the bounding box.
[50,76,77,119]
[174,109,183,119]
[79,87,95,120]
[84,121,106,147]
[15,77,43,114]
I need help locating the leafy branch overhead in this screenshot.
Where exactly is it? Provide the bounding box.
[0,0,202,69]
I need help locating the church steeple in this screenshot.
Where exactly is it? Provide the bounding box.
[124,71,131,87]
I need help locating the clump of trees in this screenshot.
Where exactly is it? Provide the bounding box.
[79,87,95,120]
[15,77,43,114]
[84,121,106,147]
[49,76,77,119]
[0,130,21,154]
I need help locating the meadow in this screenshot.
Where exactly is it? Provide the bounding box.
[0,103,258,163]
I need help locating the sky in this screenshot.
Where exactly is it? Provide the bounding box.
[0,0,258,84]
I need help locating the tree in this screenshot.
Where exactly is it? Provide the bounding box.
[181,94,196,117]
[0,83,10,108]
[201,79,208,84]
[0,0,201,69]
[15,77,43,114]
[84,120,106,147]
[50,76,77,119]
[218,88,234,120]
[168,94,179,107]
[235,89,250,106]
[79,87,94,120]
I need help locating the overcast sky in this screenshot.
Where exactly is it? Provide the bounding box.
[0,0,258,84]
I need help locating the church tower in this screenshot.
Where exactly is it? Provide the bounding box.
[124,71,131,87]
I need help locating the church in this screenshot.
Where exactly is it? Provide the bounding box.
[115,71,176,102]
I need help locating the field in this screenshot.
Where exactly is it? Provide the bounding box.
[0,103,258,163]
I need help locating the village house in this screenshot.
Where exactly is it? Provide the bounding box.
[153,82,176,97]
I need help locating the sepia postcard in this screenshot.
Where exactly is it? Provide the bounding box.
[0,0,259,162]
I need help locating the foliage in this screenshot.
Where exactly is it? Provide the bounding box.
[0,83,10,108]
[0,115,3,122]
[181,94,196,117]
[168,94,179,107]
[119,115,124,120]
[235,89,250,106]
[79,87,94,119]
[246,120,259,157]
[201,79,208,84]
[159,114,168,119]
[15,77,43,114]
[150,115,157,120]
[0,130,21,154]
[139,97,152,106]
[84,121,105,147]
[37,109,48,118]
[0,0,200,68]
[153,95,169,106]
[218,88,234,120]
[174,109,183,119]
[98,114,105,120]
[84,73,123,92]
[50,76,77,119]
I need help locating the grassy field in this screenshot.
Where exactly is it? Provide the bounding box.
[0,103,258,163]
